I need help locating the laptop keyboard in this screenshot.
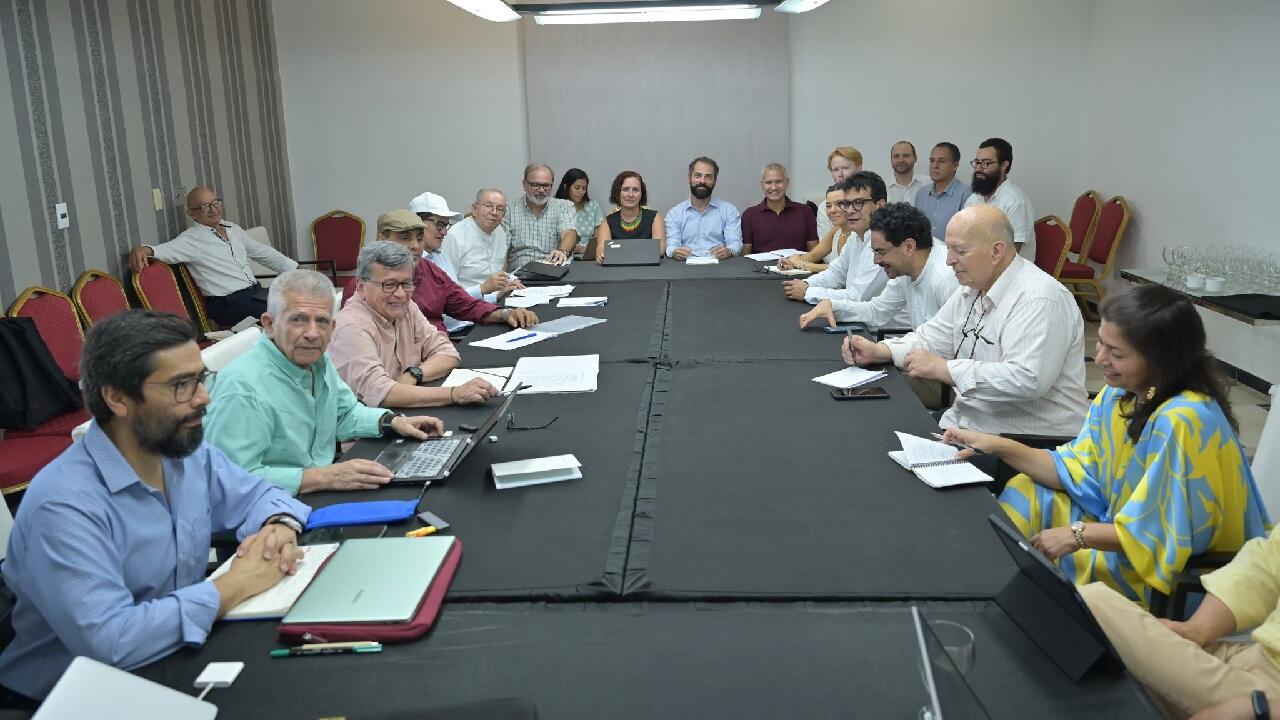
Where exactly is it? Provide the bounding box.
[395,437,463,478]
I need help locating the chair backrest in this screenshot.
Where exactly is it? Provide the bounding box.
[1087,196,1132,270]
[8,287,84,382]
[132,261,192,322]
[175,264,217,332]
[1032,215,1072,279]
[1067,190,1103,257]
[311,210,365,272]
[201,326,262,372]
[71,269,130,327]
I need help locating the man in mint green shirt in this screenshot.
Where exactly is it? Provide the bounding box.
[205,269,444,495]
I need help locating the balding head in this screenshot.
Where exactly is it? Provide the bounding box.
[185,186,224,228]
[944,206,1016,291]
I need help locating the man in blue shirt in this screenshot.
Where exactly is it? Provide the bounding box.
[914,142,971,242]
[0,311,312,705]
[664,156,742,260]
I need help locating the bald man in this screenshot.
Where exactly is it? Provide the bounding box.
[128,187,298,327]
[843,205,1088,436]
[740,162,817,256]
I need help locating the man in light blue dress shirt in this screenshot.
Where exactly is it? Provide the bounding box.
[664,156,742,259]
[0,311,312,704]
[914,142,971,242]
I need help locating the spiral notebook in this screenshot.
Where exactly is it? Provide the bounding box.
[887,431,992,488]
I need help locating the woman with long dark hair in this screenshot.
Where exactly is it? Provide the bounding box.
[554,168,602,253]
[944,284,1269,607]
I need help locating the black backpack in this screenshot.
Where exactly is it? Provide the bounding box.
[0,316,82,431]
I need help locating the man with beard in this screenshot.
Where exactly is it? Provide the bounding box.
[963,137,1035,260]
[0,310,311,706]
[665,156,742,260]
[915,142,971,241]
[504,164,579,268]
[205,269,446,495]
[886,141,925,205]
[740,163,817,255]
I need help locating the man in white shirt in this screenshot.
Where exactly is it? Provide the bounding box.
[799,202,957,331]
[412,190,516,305]
[441,188,514,290]
[128,186,297,326]
[886,141,925,205]
[843,205,1088,436]
[783,171,889,305]
[963,137,1036,261]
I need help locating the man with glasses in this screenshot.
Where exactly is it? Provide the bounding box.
[341,210,536,334]
[128,186,298,327]
[0,310,310,705]
[504,164,578,268]
[842,205,1087,435]
[963,137,1036,260]
[915,142,971,240]
[665,156,742,260]
[206,269,446,495]
[440,188,520,294]
[782,171,889,304]
[330,241,499,409]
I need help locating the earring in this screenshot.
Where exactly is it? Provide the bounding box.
[1145,386,1156,401]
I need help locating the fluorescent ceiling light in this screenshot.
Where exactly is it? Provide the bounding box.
[534,4,761,24]
[773,0,832,13]
[445,0,520,22]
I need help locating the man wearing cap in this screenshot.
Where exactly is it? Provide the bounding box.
[442,188,514,291]
[341,210,537,333]
[504,163,578,268]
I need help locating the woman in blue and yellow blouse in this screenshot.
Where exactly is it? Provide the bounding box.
[945,284,1269,607]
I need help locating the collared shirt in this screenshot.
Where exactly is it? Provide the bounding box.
[663,197,743,257]
[828,242,959,329]
[442,217,510,288]
[803,231,889,303]
[1203,526,1280,663]
[342,259,500,334]
[503,197,575,268]
[965,180,1036,261]
[740,196,818,254]
[888,177,926,205]
[884,256,1089,436]
[915,177,971,241]
[147,221,297,297]
[205,334,387,495]
[571,200,603,243]
[0,422,309,699]
[329,291,459,407]
[423,249,498,305]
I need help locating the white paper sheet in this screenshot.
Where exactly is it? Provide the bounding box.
[894,431,962,465]
[684,256,720,265]
[764,264,811,276]
[529,315,607,335]
[512,284,575,298]
[506,354,600,394]
[469,329,556,350]
[743,248,805,261]
[504,295,550,308]
[557,296,608,307]
[810,366,887,389]
[491,454,583,489]
[442,367,513,387]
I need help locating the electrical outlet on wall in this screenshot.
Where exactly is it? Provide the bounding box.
[55,202,69,229]
[153,188,164,211]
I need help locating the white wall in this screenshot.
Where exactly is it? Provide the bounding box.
[273,0,527,252]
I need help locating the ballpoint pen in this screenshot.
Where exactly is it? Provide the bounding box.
[505,333,537,343]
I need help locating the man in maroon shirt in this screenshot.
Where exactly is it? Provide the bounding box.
[342,210,537,333]
[740,163,818,256]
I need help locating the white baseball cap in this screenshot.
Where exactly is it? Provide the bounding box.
[408,191,460,217]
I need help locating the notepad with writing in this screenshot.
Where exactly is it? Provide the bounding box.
[888,431,992,488]
[208,542,339,620]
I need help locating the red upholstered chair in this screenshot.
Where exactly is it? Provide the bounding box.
[175,263,218,333]
[6,287,92,441]
[1067,190,1103,263]
[1060,196,1132,313]
[311,210,365,284]
[132,260,195,323]
[1032,215,1072,279]
[0,435,72,496]
[71,269,130,327]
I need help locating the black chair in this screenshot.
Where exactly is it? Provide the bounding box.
[1149,551,1236,619]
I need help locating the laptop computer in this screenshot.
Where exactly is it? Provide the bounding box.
[282,536,453,624]
[911,606,992,720]
[514,260,569,281]
[373,388,520,484]
[600,238,661,266]
[35,656,217,720]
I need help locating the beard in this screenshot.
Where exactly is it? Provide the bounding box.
[690,182,713,200]
[527,191,549,207]
[971,170,1002,196]
[134,406,205,458]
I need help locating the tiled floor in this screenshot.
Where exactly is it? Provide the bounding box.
[1082,321,1270,459]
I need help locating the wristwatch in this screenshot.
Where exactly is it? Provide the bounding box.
[1070,520,1088,550]
[265,514,303,534]
[1255,690,1270,720]
[379,411,405,437]
[406,366,425,385]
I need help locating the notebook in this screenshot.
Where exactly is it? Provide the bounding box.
[282,537,453,625]
[208,542,340,620]
[887,431,992,488]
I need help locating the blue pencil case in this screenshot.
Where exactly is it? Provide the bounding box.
[303,499,421,530]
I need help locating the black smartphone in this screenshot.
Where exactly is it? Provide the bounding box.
[830,386,890,400]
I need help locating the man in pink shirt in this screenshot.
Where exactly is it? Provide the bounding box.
[329,241,498,408]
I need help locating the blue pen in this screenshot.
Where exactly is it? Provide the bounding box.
[506,333,537,343]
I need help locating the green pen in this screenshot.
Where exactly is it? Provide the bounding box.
[270,641,383,658]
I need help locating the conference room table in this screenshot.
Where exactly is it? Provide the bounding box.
[140,257,1158,717]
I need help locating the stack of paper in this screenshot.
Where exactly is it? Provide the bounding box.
[209,543,339,620]
[811,366,887,389]
[558,296,608,307]
[887,432,991,488]
[504,295,549,309]
[512,285,575,298]
[469,329,555,350]
[764,265,811,276]
[529,315,606,334]
[505,354,599,394]
[744,248,805,262]
[685,256,720,265]
[441,367,512,387]
[491,454,582,489]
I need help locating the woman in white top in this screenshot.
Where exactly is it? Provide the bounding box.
[778,185,853,273]
[814,146,863,240]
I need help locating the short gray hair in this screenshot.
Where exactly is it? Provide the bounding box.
[267,269,335,319]
[761,162,788,180]
[356,240,416,282]
[523,163,553,181]
[474,187,505,204]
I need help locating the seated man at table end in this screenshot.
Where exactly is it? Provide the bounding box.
[331,241,498,408]
[206,269,445,495]
[0,310,311,706]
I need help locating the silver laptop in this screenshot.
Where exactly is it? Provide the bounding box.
[600,238,661,266]
[373,389,519,484]
[282,536,453,624]
[35,657,217,720]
